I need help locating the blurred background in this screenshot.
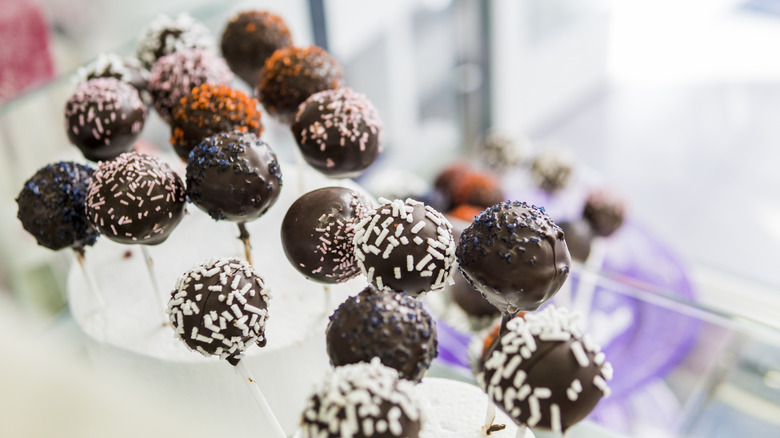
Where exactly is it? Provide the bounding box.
[1,0,780,437]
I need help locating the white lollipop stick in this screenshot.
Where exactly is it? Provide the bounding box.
[571,237,606,329]
[482,398,497,433]
[235,361,287,438]
[140,245,167,322]
[73,248,106,311]
[554,274,572,308]
[516,424,528,437]
[294,147,306,195]
[238,222,253,265]
[322,284,331,315]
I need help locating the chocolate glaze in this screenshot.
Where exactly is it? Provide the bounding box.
[257,46,342,124]
[78,53,151,105]
[456,201,571,314]
[292,88,383,178]
[85,152,186,245]
[148,48,233,123]
[16,162,98,251]
[326,287,437,382]
[168,257,269,366]
[480,306,612,432]
[221,10,293,86]
[557,220,593,262]
[64,77,147,162]
[301,359,421,438]
[352,198,457,297]
[171,84,263,160]
[281,187,375,283]
[136,13,213,69]
[449,271,501,318]
[186,131,282,223]
[582,188,626,237]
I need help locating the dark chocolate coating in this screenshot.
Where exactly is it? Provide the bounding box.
[480,307,612,432]
[326,287,437,382]
[186,131,282,222]
[353,199,457,297]
[449,271,500,318]
[64,77,147,162]
[456,201,571,314]
[171,84,263,160]
[85,152,186,245]
[16,162,98,251]
[557,220,593,262]
[582,188,626,237]
[292,88,382,178]
[257,46,342,124]
[79,54,151,105]
[148,49,233,123]
[281,187,375,283]
[220,10,293,86]
[168,257,269,366]
[136,14,213,69]
[301,360,422,438]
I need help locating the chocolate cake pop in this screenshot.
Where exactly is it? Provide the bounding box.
[478,132,529,171]
[16,161,98,251]
[449,271,501,319]
[530,150,574,193]
[171,84,263,160]
[186,131,282,223]
[221,10,293,86]
[148,49,233,123]
[64,77,147,162]
[257,45,342,123]
[77,53,150,104]
[582,188,626,238]
[557,220,593,262]
[168,257,270,366]
[281,187,375,283]
[136,13,213,69]
[300,358,422,438]
[448,170,505,210]
[326,287,437,382]
[456,201,571,314]
[480,306,612,433]
[292,87,383,178]
[85,152,186,245]
[352,198,457,297]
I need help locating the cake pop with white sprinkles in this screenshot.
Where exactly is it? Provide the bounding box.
[352,198,457,298]
[326,287,437,382]
[300,358,422,438]
[168,257,270,365]
[16,161,98,251]
[292,87,383,178]
[77,53,150,105]
[281,187,375,283]
[85,152,186,245]
[456,201,571,314]
[64,77,147,162]
[136,13,214,69]
[479,306,612,433]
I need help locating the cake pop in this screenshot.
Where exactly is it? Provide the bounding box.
[221,10,292,86]
[292,88,383,178]
[257,45,342,123]
[480,306,612,434]
[171,84,263,160]
[529,150,574,194]
[352,198,456,298]
[136,13,213,69]
[456,201,570,314]
[77,53,150,105]
[281,187,375,283]
[582,188,626,238]
[326,287,437,382]
[148,48,233,123]
[300,358,422,438]
[64,77,147,162]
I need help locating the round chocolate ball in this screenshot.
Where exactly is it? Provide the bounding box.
[557,220,593,262]
[448,170,505,210]
[301,358,422,438]
[16,161,99,251]
[136,13,213,69]
[582,188,626,237]
[171,84,263,160]
[478,131,529,171]
[326,287,437,382]
[292,88,383,178]
[449,271,501,319]
[456,201,571,314]
[185,131,282,222]
[530,150,574,193]
[352,198,457,297]
[220,10,293,86]
[257,45,342,123]
[281,187,375,284]
[148,48,233,123]
[77,53,150,105]
[480,306,612,433]
[64,77,147,162]
[168,257,270,366]
[85,152,186,245]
